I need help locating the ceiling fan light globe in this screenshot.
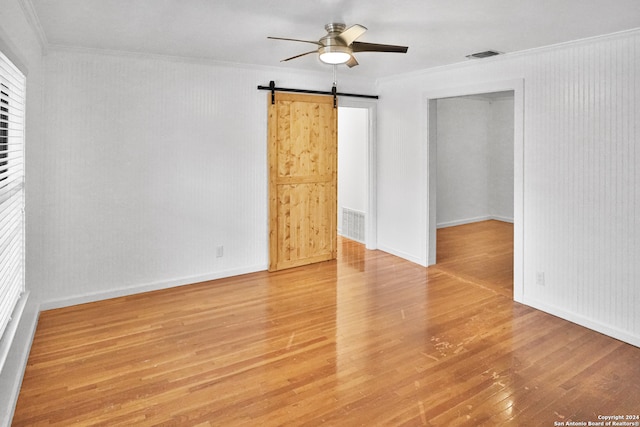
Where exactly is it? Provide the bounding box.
[320,52,351,64]
[319,45,351,65]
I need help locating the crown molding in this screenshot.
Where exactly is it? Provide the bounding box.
[377,27,640,84]
[46,43,377,89]
[18,0,48,52]
[46,43,327,74]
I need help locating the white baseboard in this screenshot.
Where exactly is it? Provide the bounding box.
[437,215,514,229]
[522,296,640,348]
[490,215,514,224]
[377,244,427,267]
[39,264,268,311]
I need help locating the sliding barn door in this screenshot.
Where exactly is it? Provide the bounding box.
[268,92,337,271]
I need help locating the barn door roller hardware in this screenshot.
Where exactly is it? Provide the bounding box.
[257,80,378,108]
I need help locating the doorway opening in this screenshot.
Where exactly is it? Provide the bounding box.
[424,79,524,301]
[434,91,514,296]
[338,107,367,243]
[337,100,377,250]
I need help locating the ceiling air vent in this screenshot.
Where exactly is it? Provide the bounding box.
[466,50,502,59]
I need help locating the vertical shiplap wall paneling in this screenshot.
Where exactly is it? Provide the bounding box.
[626,34,637,334]
[621,34,638,333]
[587,37,617,329]
[487,97,514,222]
[437,97,509,227]
[563,44,578,309]
[39,48,376,306]
[377,29,640,346]
[583,39,601,318]
[631,35,639,334]
[41,51,269,302]
[604,38,617,328]
[520,33,640,342]
[573,43,586,321]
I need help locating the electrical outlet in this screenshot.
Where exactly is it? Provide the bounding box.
[216,246,224,258]
[536,272,545,286]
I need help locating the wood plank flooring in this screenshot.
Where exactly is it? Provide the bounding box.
[436,220,514,297]
[13,220,640,426]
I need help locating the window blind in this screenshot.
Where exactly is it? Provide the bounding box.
[0,50,25,344]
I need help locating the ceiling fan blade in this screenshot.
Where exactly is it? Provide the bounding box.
[281,50,318,62]
[352,41,408,53]
[346,55,359,68]
[337,24,367,46]
[268,36,321,46]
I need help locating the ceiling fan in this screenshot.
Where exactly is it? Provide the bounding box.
[268,23,408,68]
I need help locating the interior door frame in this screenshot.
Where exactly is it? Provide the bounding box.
[338,98,378,250]
[422,78,524,302]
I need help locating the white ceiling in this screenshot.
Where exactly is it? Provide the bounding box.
[29,0,640,78]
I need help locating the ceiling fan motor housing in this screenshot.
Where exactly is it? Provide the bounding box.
[319,23,352,64]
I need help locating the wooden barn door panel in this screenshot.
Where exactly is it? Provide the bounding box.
[268,92,337,271]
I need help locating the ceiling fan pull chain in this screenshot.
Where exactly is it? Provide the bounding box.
[332,65,338,108]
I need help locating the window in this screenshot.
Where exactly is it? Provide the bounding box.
[0,49,25,352]
[1,83,9,181]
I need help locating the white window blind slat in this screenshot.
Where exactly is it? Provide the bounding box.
[0,153,22,164]
[0,195,21,229]
[0,163,24,178]
[0,152,23,167]
[0,204,21,249]
[0,266,22,339]
[0,80,23,97]
[0,235,21,287]
[0,180,24,205]
[0,61,23,85]
[0,48,25,352]
[0,209,23,340]
[0,231,21,290]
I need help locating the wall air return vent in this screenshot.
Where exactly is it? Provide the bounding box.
[466,50,502,59]
[342,207,365,243]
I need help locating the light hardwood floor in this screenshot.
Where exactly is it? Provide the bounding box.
[13,220,640,425]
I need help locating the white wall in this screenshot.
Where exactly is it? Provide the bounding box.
[436,97,490,226]
[376,29,640,347]
[37,48,376,306]
[0,0,46,424]
[436,95,513,227]
[488,97,514,221]
[338,107,367,236]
